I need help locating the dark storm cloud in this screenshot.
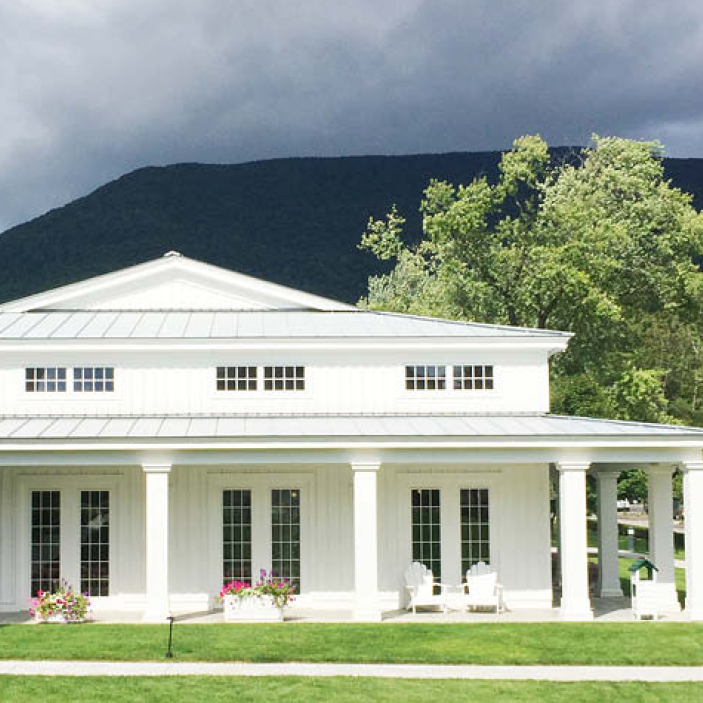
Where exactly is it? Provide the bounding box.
[1,0,702,231]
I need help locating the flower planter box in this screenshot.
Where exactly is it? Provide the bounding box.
[223,594,284,622]
[34,613,87,624]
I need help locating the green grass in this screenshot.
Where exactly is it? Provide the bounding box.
[3,622,703,665]
[0,677,701,703]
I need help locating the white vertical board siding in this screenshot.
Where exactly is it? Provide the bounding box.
[0,468,15,610]
[0,349,550,416]
[1,462,553,613]
[498,464,553,608]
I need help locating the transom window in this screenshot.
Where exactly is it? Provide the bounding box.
[80,491,110,596]
[264,366,305,391]
[31,491,61,596]
[26,368,66,393]
[405,365,446,390]
[217,366,257,392]
[460,489,490,575]
[223,490,253,585]
[411,489,441,579]
[454,365,494,390]
[271,489,301,592]
[74,367,114,393]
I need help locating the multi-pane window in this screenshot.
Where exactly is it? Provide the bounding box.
[223,490,252,585]
[30,491,61,596]
[264,366,305,391]
[271,489,301,592]
[405,365,446,390]
[74,367,115,393]
[25,368,67,392]
[80,491,110,596]
[216,366,258,391]
[411,489,441,579]
[460,489,490,576]
[454,365,494,390]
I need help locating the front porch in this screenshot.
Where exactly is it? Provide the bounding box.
[1,413,703,623]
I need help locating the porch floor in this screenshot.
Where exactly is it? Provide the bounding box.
[1,598,690,624]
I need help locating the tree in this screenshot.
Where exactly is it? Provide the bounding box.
[359,135,703,425]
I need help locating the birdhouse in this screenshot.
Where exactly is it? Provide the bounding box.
[628,558,658,580]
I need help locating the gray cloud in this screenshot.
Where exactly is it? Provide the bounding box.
[1,0,702,231]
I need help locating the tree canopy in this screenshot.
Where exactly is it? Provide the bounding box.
[360,135,703,430]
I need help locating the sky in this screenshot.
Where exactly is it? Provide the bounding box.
[1,0,703,232]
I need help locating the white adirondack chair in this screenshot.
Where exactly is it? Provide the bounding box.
[403,562,450,614]
[631,569,659,621]
[462,561,504,613]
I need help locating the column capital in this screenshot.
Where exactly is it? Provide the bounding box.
[351,461,381,473]
[556,461,591,473]
[594,470,621,480]
[142,463,172,474]
[646,465,677,477]
[680,461,703,473]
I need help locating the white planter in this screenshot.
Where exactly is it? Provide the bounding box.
[35,613,86,624]
[223,594,284,622]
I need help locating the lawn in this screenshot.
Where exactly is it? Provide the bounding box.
[2,622,703,665]
[0,677,701,703]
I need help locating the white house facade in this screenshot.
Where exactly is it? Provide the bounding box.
[1,252,703,622]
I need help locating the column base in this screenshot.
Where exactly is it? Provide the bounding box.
[142,607,172,623]
[685,606,703,622]
[353,602,384,622]
[560,598,594,621]
[597,587,624,598]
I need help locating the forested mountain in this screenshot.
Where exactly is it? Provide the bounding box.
[1,150,702,304]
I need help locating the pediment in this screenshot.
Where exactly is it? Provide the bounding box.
[0,253,353,312]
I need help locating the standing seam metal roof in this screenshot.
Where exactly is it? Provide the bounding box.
[0,310,571,340]
[0,414,700,440]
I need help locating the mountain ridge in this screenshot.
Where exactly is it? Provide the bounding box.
[1,149,701,305]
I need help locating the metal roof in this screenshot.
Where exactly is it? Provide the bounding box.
[0,310,571,340]
[0,413,700,441]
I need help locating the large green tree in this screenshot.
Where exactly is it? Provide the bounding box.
[359,135,703,425]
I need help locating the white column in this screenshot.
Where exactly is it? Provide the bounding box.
[557,462,594,620]
[352,462,382,622]
[596,471,623,598]
[647,466,680,612]
[143,463,171,622]
[682,461,703,620]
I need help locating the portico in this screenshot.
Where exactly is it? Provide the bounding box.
[0,413,702,622]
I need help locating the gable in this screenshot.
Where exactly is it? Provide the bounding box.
[0,253,354,312]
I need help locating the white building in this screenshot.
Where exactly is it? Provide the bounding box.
[1,252,702,622]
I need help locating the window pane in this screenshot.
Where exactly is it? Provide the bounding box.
[215,366,258,391]
[73,368,115,393]
[262,366,305,392]
[30,491,60,596]
[80,491,110,597]
[411,489,441,581]
[223,490,252,585]
[271,489,301,592]
[461,488,490,578]
[25,368,67,393]
[404,366,446,391]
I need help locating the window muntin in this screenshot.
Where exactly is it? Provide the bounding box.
[31,491,61,596]
[271,489,301,592]
[223,490,252,585]
[216,366,257,392]
[405,365,446,391]
[411,489,441,579]
[460,488,490,575]
[26,368,66,393]
[74,367,114,393]
[80,491,110,596]
[264,366,305,391]
[454,365,494,390]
